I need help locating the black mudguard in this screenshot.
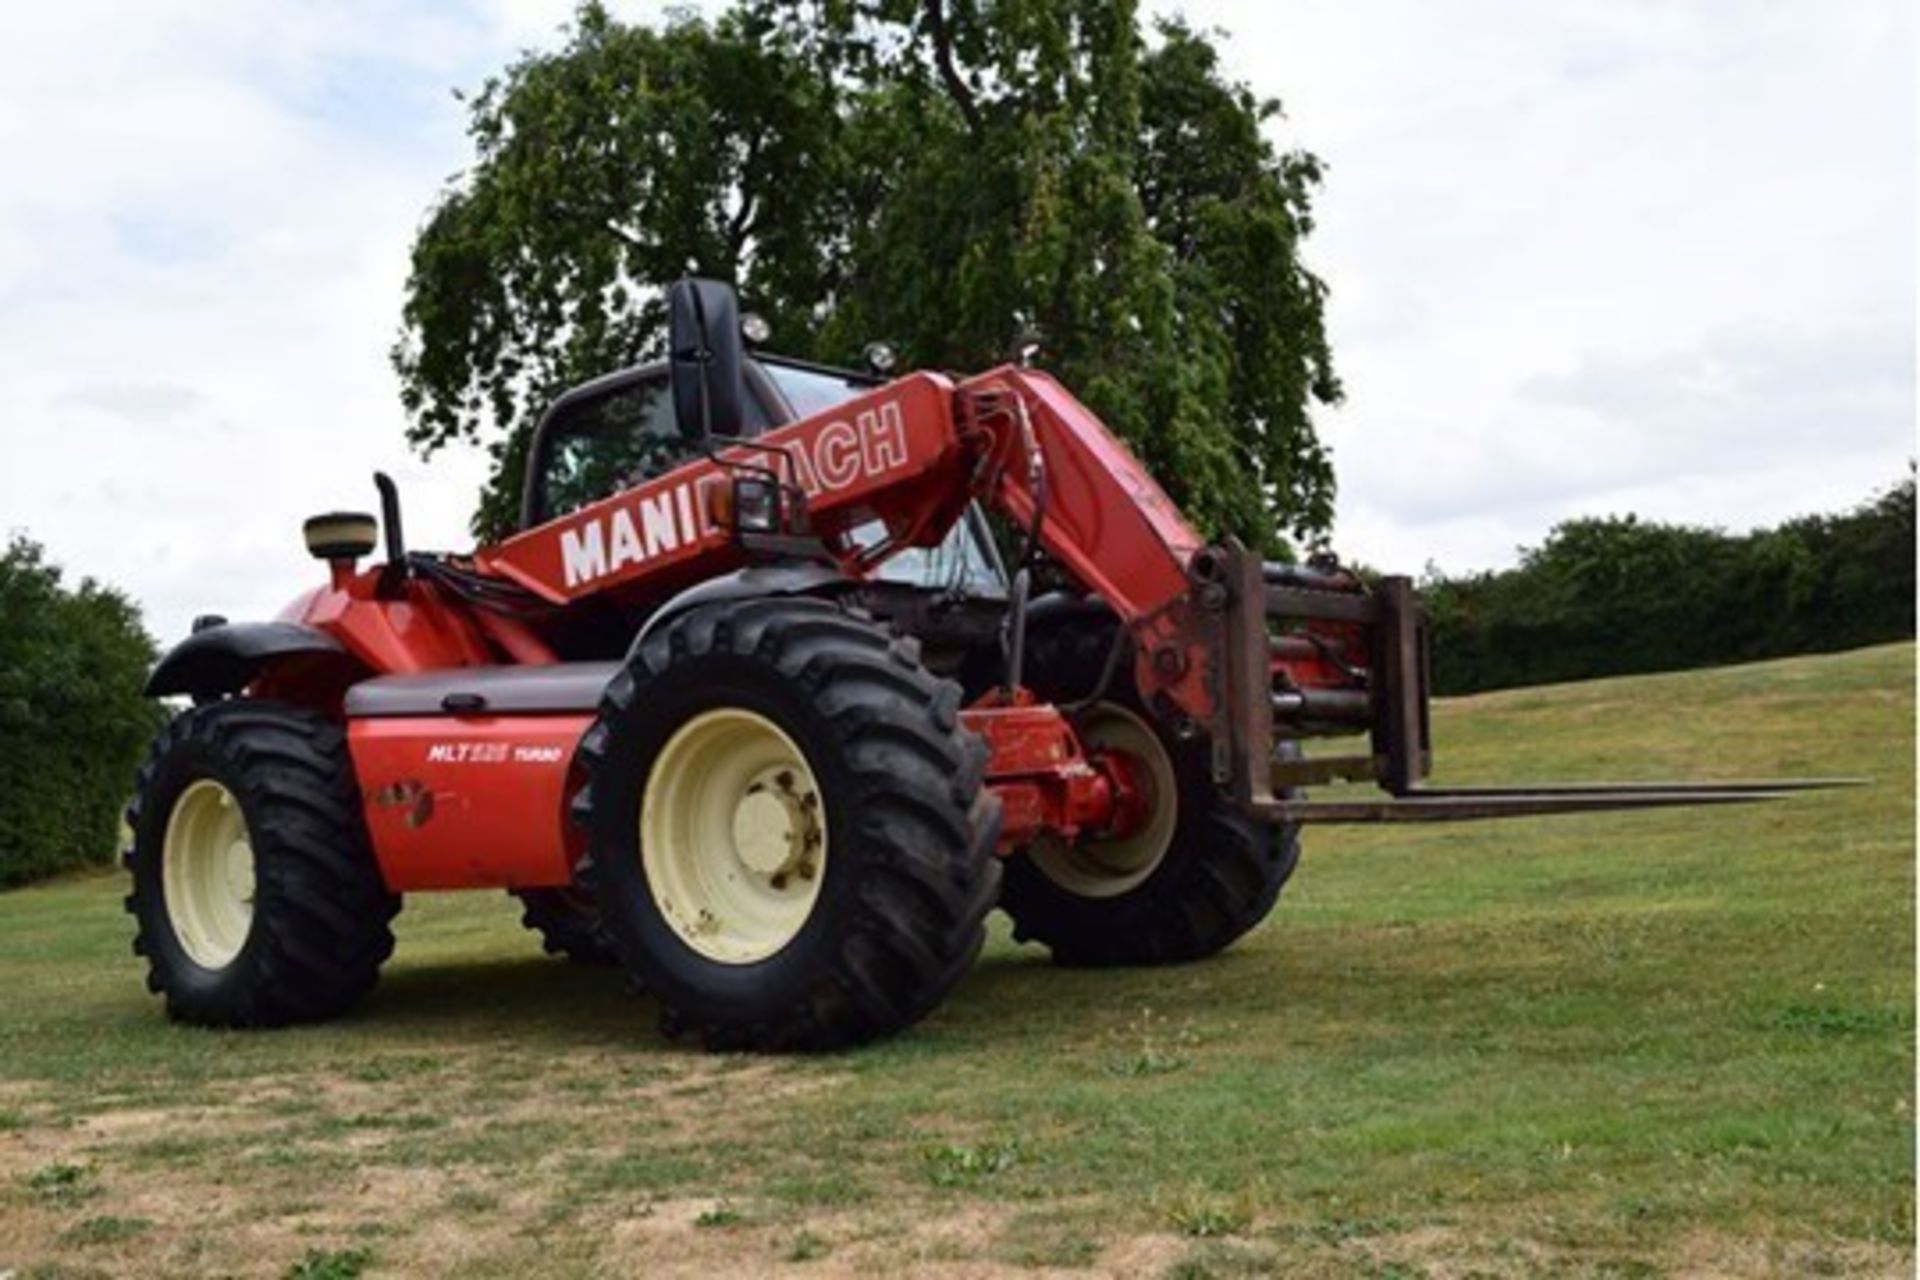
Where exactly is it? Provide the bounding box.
[144,622,353,699]
[630,563,856,656]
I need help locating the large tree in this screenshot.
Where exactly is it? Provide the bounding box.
[395,0,1340,549]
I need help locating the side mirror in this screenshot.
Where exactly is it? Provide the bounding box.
[668,277,745,442]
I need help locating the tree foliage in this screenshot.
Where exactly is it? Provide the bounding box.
[0,537,164,888]
[1422,476,1917,695]
[394,0,1339,547]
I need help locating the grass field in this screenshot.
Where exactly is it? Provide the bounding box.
[0,643,1911,1279]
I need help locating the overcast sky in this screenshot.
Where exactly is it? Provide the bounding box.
[0,1,1910,644]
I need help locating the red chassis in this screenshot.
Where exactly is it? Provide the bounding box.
[254,365,1361,894]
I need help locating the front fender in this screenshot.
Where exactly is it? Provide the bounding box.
[144,622,353,699]
[630,563,857,657]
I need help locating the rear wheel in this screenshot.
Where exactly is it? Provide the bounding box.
[998,607,1301,966]
[512,884,617,965]
[125,701,399,1026]
[578,598,1002,1050]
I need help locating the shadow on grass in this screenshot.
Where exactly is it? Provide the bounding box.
[346,939,1079,1054]
[334,916,1485,1062]
[354,954,645,1043]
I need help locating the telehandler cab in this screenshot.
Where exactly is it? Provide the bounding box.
[127,279,1847,1049]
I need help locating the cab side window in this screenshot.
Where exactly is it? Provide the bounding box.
[532,368,780,526]
[538,377,686,522]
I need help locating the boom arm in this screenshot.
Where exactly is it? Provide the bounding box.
[473,362,1855,824]
[474,363,1409,784]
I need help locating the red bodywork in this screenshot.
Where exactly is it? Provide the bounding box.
[270,368,1363,893]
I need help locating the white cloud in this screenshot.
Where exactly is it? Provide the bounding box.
[0,1,1909,647]
[1168,0,1913,572]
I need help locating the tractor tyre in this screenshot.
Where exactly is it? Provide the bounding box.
[512,882,618,965]
[577,598,1002,1051]
[997,605,1301,966]
[124,701,400,1026]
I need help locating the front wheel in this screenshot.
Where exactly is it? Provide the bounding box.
[998,608,1301,966]
[125,701,399,1026]
[578,599,1002,1051]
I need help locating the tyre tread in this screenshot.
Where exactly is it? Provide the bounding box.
[125,700,398,1027]
[578,598,1001,1050]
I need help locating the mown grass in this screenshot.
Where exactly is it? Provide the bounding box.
[0,643,1910,1277]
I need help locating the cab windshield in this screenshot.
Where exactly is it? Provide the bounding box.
[760,360,872,420]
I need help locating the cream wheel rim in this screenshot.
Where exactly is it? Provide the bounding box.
[640,708,828,964]
[1031,703,1178,898]
[162,779,256,969]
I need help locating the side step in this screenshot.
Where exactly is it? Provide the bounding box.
[1258,778,1866,824]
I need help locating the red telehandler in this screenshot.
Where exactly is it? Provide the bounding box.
[126,280,1844,1049]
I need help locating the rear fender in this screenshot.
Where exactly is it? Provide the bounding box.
[144,622,359,700]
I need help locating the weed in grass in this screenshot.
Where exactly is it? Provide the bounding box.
[760,1170,870,1207]
[1170,1203,1246,1238]
[576,1150,706,1195]
[1766,1004,1905,1036]
[250,1146,308,1168]
[1105,1007,1198,1078]
[694,1203,744,1228]
[312,1112,442,1137]
[60,1215,150,1246]
[1291,1216,1404,1246]
[924,1138,1022,1188]
[1164,1240,1282,1278]
[1162,1188,1251,1238]
[284,1247,374,1280]
[784,1230,828,1262]
[0,1109,25,1131]
[25,1162,97,1204]
[1106,1045,1189,1078]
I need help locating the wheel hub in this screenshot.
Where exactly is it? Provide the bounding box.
[1028,702,1179,899]
[641,708,830,964]
[731,769,820,880]
[223,836,256,904]
[161,779,257,969]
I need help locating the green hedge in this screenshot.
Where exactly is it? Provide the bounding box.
[0,536,164,888]
[1421,476,1916,695]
